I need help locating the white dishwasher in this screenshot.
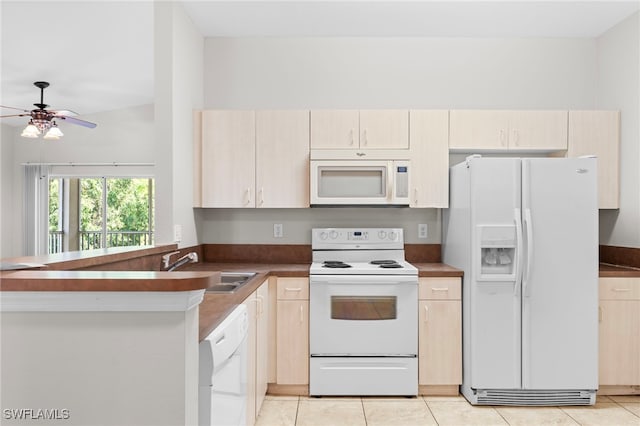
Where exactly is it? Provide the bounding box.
[199,305,248,426]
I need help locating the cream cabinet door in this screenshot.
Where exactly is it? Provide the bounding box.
[449,110,509,150]
[276,300,309,385]
[508,110,567,151]
[418,277,462,388]
[450,110,567,151]
[201,110,256,207]
[310,110,359,149]
[256,110,310,208]
[568,111,620,209]
[409,110,449,207]
[419,300,462,386]
[255,281,269,416]
[359,110,409,149]
[599,300,640,386]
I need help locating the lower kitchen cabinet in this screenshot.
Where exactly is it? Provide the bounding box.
[243,279,269,425]
[598,277,640,395]
[275,278,309,389]
[418,277,462,395]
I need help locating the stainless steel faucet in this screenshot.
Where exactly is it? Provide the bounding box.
[162,251,199,271]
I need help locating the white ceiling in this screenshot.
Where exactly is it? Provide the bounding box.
[182,1,640,38]
[1,1,638,128]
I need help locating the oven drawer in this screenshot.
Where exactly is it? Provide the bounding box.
[277,278,309,300]
[310,357,418,396]
[419,277,461,300]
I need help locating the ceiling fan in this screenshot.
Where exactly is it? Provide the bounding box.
[0,81,97,140]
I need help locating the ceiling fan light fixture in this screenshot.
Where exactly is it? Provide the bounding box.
[44,122,63,140]
[21,121,40,138]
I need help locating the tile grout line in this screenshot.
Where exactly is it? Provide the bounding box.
[610,398,640,419]
[294,396,300,426]
[492,405,510,425]
[421,395,441,426]
[360,397,368,426]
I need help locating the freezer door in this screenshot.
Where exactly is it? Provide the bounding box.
[469,158,522,389]
[521,158,598,390]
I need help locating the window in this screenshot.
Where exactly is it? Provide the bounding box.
[48,177,154,253]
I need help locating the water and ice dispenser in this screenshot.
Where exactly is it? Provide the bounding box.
[477,225,517,281]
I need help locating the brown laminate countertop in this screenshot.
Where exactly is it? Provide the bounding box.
[0,245,177,271]
[599,263,640,278]
[414,263,464,277]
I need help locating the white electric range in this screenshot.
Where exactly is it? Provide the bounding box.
[309,228,418,396]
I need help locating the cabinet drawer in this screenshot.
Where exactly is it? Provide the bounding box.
[419,277,461,300]
[599,278,640,300]
[277,278,309,300]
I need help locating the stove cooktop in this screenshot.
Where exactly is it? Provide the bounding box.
[310,260,418,275]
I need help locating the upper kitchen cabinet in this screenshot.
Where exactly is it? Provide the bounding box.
[310,110,359,149]
[311,110,409,149]
[566,111,620,209]
[197,110,310,208]
[409,110,449,208]
[201,110,256,208]
[449,110,568,152]
[256,110,310,208]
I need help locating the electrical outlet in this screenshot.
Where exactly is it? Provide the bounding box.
[174,224,182,242]
[273,223,283,238]
[418,223,428,239]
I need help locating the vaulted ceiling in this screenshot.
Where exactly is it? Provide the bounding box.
[1,1,638,127]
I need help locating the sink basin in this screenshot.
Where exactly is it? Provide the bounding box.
[206,272,257,293]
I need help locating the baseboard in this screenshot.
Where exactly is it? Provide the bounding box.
[597,385,640,396]
[419,384,460,396]
[267,383,309,396]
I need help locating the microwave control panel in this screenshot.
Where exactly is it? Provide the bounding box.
[395,166,409,198]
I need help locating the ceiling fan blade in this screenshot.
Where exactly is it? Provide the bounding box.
[57,115,97,129]
[51,110,79,117]
[0,105,29,113]
[0,113,30,118]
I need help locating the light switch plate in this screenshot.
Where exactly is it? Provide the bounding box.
[174,224,182,242]
[273,223,283,238]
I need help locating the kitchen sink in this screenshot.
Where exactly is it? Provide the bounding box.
[206,272,257,293]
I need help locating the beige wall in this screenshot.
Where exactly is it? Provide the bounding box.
[597,12,640,248]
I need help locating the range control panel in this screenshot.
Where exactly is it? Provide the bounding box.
[312,228,404,249]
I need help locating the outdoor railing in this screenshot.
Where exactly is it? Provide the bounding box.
[49,231,64,254]
[48,231,153,253]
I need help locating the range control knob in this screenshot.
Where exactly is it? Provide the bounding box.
[330,230,339,240]
[388,231,397,241]
[378,230,387,239]
[319,231,328,240]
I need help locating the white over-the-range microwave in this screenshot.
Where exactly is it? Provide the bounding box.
[310,151,410,206]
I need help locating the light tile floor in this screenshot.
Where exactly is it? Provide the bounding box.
[256,394,640,426]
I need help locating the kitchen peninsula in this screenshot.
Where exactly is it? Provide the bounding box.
[0,246,217,426]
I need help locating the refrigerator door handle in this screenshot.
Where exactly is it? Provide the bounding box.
[523,208,533,297]
[514,208,523,297]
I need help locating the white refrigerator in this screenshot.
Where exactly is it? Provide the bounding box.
[443,156,598,406]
